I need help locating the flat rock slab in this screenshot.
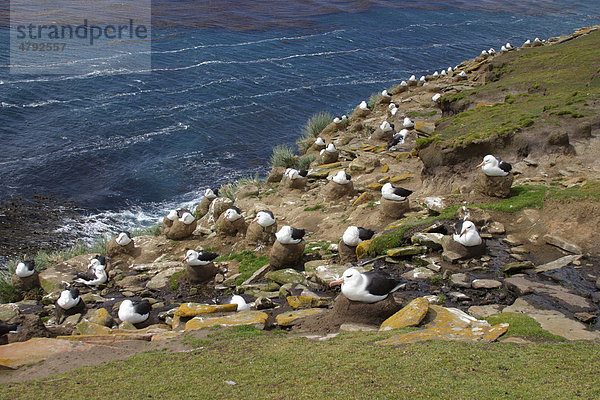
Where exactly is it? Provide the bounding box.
[0,338,93,369]
[265,268,306,285]
[185,311,269,331]
[174,303,238,317]
[535,255,582,273]
[276,309,325,327]
[543,235,582,254]
[504,298,600,341]
[376,305,509,344]
[304,263,365,286]
[146,266,185,290]
[471,279,502,289]
[468,304,505,319]
[380,297,429,331]
[504,275,594,312]
[387,245,428,258]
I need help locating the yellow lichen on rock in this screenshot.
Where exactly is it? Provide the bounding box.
[286,296,330,309]
[184,311,269,331]
[376,305,509,344]
[379,297,429,331]
[174,303,238,318]
[352,192,372,207]
[355,239,372,259]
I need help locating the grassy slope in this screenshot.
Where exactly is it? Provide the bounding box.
[1,327,599,399]
[426,29,600,147]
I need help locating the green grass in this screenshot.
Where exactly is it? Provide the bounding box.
[215,250,269,285]
[303,204,324,211]
[366,184,562,256]
[303,241,333,256]
[131,223,162,237]
[407,110,438,118]
[169,270,185,291]
[485,313,566,342]
[424,30,600,147]
[296,154,316,170]
[3,328,600,399]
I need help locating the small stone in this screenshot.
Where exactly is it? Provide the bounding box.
[468,304,505,319]
[502,261,534,275]
[486,222,506,234]
[86,308,114,327]
[511,245,529,254]
[265,268,306,285]
[185,311,269,331]
[448,292,471,301]
[286,296,330,309]
[401,267,435,280]
[575,312,596,323]
[411,233,444,250]
[503,235,522,246]
[422,197,446,213]
[451,273,471,288]
[387,245,428,258]
[0,303,19,321]
[471,279,502,289]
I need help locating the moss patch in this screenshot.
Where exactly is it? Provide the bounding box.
[485,313,566,342]
[215,250,269,285]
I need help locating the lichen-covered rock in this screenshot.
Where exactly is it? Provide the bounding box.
[76,320,112,335]
[245,220,277,246]
[320,180,356,201]
[303,262,353,286]
[269,240,305,270]
[441,236,486,262]
[411,233,444,250]
[380,297,430,331]
[355,239,372,260]
[265,268,306,285]
[381,197,410,219]
[338,240,357,263]
[275,309,325,327]
[86,308,114,327]
[174,303,238,317]
[215,213,247,237]
[185,311,268,331]
[475,173,513,198]
[0,303,19,321]
[105,236,136,257]
[286,296,330,309]
[165,218,197,240]
[38,265,73,294]
[185,263,218,284]
[376,305,509,344]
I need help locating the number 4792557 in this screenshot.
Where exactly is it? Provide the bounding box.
[19,42,66,51]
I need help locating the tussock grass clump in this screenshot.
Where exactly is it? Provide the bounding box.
[297,111,333,154]
[270,145,297,168]
[368,92,381,109]
[296,154,315,170]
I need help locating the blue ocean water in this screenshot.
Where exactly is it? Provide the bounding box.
[0,0,599,241]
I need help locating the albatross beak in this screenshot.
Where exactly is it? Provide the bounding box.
[475,162,484,169]
[459,228,467,237]
[329,278,344,287]
[183,257,188,262]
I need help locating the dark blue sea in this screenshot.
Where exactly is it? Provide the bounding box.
[0,0,599,245]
